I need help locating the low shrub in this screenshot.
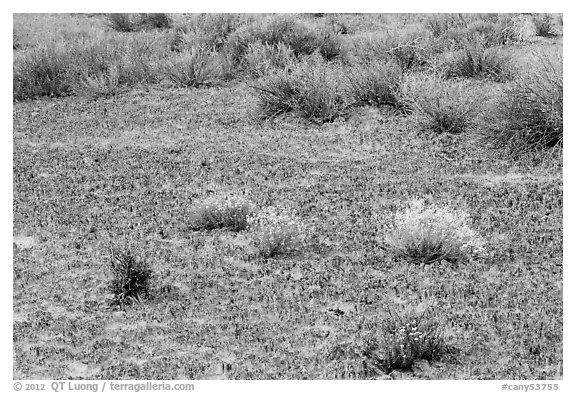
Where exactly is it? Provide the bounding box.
[381,197,486,264]
[108,245,153,307]
[253,60,349,123]
[248,206,309,258]
[346,60,410,113]
[190,194,256,232]
[478,51,562,156]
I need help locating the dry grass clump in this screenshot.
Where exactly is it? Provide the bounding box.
[381,197,486,264]
[346,60,411,114]
[163,46,223,87]
[190,194,256,232]
[224,14,343,71]
[244,42,296,77]
[532,14,558,37]
[13,42,75,100]
[107,13,172,32]
[437,37,515,82]
[478,51,562,156]
[14,35,166,100]
[425,13,525,49]
[247,206,310,258]
[348,27,438,72]
[253,59,349,123]
[409,76,483,134]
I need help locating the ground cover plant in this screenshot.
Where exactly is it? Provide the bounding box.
[13,13,562,380]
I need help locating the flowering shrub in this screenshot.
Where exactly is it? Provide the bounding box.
[190,194,256,232]
[383,197,486,264]
[247,206,309,257]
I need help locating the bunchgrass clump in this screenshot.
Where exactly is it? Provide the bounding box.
[253,60,349,122]
[224,14,343,70]
[438,37,515,82]
[533,14,557,37]
[163,46,222,88]
[247,206,310,258]
[107,14,136,32]
[244,42,296,77]
[190,194,256,232]
[411,77,483,134]
[108,246,153,307]
[13,42,74,100]
[139,13,172,29]
[346,60,410,114]
[425,14,525,49]
[478,51,562,156]
[363,311,448,373]
[382,197,486,264]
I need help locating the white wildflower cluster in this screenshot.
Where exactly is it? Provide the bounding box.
[247,205,310,257]
[385,197,486,263]
[393,320,427,360]
[190,194,256,231]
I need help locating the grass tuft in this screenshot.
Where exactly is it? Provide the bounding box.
[346,60,411,114]
[438,37,515,82]
[163,46,222,88]
[410,77,483,134]
[107,246,153,307]
[478,51,562,156]
[253,59,349,123]
[107,14,136,32]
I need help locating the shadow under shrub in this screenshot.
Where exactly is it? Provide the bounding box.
[477,51,562,156]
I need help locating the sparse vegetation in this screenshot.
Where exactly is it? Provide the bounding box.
[13,13,562,380]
